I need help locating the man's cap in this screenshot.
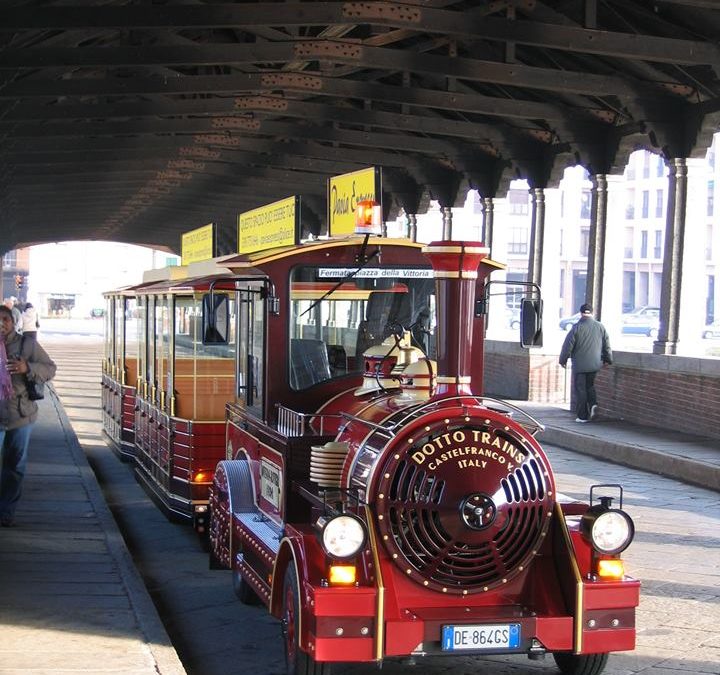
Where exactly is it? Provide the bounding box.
[579,303,593,314]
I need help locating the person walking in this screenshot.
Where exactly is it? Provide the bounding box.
[559,303,612,423]
[21,302,39,341]
[0,304,56,527]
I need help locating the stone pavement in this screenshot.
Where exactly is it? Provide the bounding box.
[0,391,185,675]
[0,385,717,675]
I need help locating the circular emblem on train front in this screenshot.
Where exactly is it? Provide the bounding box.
[461,493,497,530]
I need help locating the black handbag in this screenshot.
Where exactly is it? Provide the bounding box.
[21,335,45,400]
[26,378,44,401]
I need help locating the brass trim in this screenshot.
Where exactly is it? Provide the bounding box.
[436,375,471,384]
[432,270,478,279]
[364,504,385,661]
[422,245,489,254]
[554,502,584,653]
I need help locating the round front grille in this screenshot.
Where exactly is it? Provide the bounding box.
[374,422,553,594]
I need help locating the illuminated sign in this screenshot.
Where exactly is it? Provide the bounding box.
[181,223,215,265]
[328,167,381,236]
[238,196,299,254]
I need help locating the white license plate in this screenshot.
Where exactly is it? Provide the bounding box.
[441,623,520,651]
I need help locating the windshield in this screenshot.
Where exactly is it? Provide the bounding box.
[289,265,436,390]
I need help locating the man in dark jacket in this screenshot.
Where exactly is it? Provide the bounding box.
[0,304,57,526]
[559,303,612,423]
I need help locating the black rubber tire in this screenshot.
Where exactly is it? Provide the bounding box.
[553,652,609,675]
[282,566,331,675]
[232,567,261,605]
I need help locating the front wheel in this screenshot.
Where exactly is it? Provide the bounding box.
[553,652,609,675]
[282,566,331,675]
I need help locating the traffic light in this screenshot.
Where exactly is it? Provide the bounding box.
[14,274,22,290]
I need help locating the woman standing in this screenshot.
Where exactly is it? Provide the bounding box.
[0,305,56,527]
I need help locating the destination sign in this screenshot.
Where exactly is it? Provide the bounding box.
[318,268,433,278]
[181,223,215,265]
[328,167,381,236]
[238,196,298,254]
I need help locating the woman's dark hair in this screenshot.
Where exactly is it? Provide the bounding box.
[0,305,13,319]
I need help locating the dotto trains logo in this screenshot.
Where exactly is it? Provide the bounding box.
[409,429,526,472]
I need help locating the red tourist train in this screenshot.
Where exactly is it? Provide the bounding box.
[102,228,639,674]
[204,236,639,674]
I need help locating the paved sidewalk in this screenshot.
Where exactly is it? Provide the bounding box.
[0,391,185,675]
[519,401,720,493]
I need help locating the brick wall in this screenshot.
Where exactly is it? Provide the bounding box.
[484,341,720,441]
[595,352,720,440]
[484,341,568,403]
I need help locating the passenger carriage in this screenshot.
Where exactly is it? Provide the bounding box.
[101,284,142,460]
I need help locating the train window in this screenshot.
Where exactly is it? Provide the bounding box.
[173,295,237,421]
[288,266,436,390]
[237,286,265,417]
[124,297,139,388]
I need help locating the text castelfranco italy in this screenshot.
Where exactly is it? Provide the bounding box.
[410,429,526,472]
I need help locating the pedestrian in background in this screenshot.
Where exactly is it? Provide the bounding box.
[21,302,39,341]
[3,298,22,334]
[0,304,56,527]
[559,303,613,423]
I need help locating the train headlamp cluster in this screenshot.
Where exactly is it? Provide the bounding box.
[581,491,635,556]
[317,514,366,559]
[587,509,634,555]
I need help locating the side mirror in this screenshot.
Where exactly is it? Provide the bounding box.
[520,298,543,348]
[202,293,229,344]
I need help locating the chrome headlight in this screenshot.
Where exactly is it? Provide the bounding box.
[586,509,634,555]
[319,514,366,559]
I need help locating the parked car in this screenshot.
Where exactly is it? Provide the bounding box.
[702,320,720,339]
[621,306,660,337]
[558,312,580,331]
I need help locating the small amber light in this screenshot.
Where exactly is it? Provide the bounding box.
[597,558,625,579]
[355,200,381,234]
[192,471,212,483]
[329,565,356,585]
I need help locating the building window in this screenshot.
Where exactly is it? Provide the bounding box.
[507,227,528,254]
[560,191,564,218]
[642,190,649,218]
[640,231,648,258]
[707,223,713,261]
[625,189,635,219]
[579,227,590,257]
[643,152,651,178]
[508,189,529,215]
[624,227,634,259]
[709,149,716,170]
[559,229,564,257]
[708,180,715,217]
[654,231,662,259]
[580,190,592,219]
[655,189,663,218]
[2,251,17,266]
[657,155,665,176]
[626,162,635,180]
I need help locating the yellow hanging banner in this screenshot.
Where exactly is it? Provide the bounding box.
[181,223,215,265]
[238,196,299,254]
[328,167,381,236]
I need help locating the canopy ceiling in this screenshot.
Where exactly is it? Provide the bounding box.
[1,0,719,255]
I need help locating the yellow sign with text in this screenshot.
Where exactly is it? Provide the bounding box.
[181,223,215,265]
[328,167,381,236]
[238,196,298,254]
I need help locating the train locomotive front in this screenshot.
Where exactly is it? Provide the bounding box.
[210,239,639,675]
